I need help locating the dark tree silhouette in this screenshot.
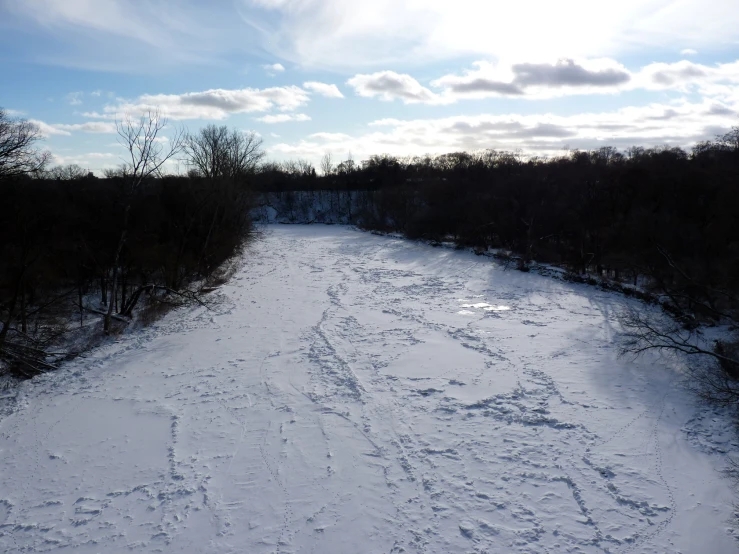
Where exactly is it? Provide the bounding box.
[0,108,50,179]
[185,124,264,180]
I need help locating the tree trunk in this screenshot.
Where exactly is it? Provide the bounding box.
[104,204,131,334]
[101,276,107,307]
[20,280,27,335]
[78,282,84,328]
[0,273,23,349]
[120,271,127,315]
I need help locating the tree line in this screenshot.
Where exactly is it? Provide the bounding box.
[0,110,262,378]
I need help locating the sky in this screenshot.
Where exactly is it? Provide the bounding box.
[1,0,738,174]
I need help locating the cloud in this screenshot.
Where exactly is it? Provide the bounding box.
[441,78,524,96]
[29,119,71,137]
[350,58,739,104]
[90,86,311,120]
[27,119,117,136]
[266,97,739,165]
[309,132,352,141]
[4,0,243,71]
[681,48,698,56]
[512,59,630,88]
[7,0,739,73]
[55,121,118,133]
[303,81,344,98]
[263,63,286,75]
[49,151,121,173]
[431,59,632,100]
[705,104,735,116]
[66,92,84,105]
[91,90,102,97]
[243,0,739,69]
[642,60,710,87]
[256,113,311,123]
[347,71,445,104]
[447,121,576,139]
[636,60,739,97]
[82,152,118,159]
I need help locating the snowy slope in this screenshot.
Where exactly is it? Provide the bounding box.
[0,225,736,553]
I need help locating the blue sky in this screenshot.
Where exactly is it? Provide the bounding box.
[1,0,738,174]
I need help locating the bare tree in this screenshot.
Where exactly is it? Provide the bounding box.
[620,308,739,406]
[320,152,334,176]
[282,159,315,178]
[185,124,264,180]
[117,111,185,186]
[104,110,185,333]
[47,164,86,180]
[0,108,50,179]
[336,155,356,175]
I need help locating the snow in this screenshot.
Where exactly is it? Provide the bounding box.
[0,225,737,553]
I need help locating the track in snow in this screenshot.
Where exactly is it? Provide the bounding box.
[0,225,736,553]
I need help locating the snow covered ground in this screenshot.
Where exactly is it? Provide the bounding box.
[0,225,737,553]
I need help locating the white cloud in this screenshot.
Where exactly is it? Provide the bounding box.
[66,91,83,105]
[309,132,352,141]
[345,59,739,104]
[244,0,739,68]
[303,81,344,98]
[88,86,311,120]
[637,60,724,89]
[263,62,286,75]
[7,0,739,73]
[347,71,447,104]
[267,98,739,164]
[27,119,119,137]
[28,119,118,136]
[55,121,118,133]
[681,48,698,56]
[5,0,232,71]
[49,151,121,173]
[256,113,311,123]
[29,119,71,137]
[83,152,118,159]
[91,90,102,97]
[431,59,632,100]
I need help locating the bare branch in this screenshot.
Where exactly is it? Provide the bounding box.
[0,108,50,179]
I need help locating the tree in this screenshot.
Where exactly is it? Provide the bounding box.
[620,308,739,407]
[0,108,50,180]
[47,164,87,180]
[320,152,334,176]
[185,124,264,180]
[716,127,739,152]
[104,110,185,333]
[336,158,356,175]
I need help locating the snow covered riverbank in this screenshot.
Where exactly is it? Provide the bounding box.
[0,225,736,553]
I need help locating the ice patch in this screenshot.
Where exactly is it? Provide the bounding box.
[458,300,511,312]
